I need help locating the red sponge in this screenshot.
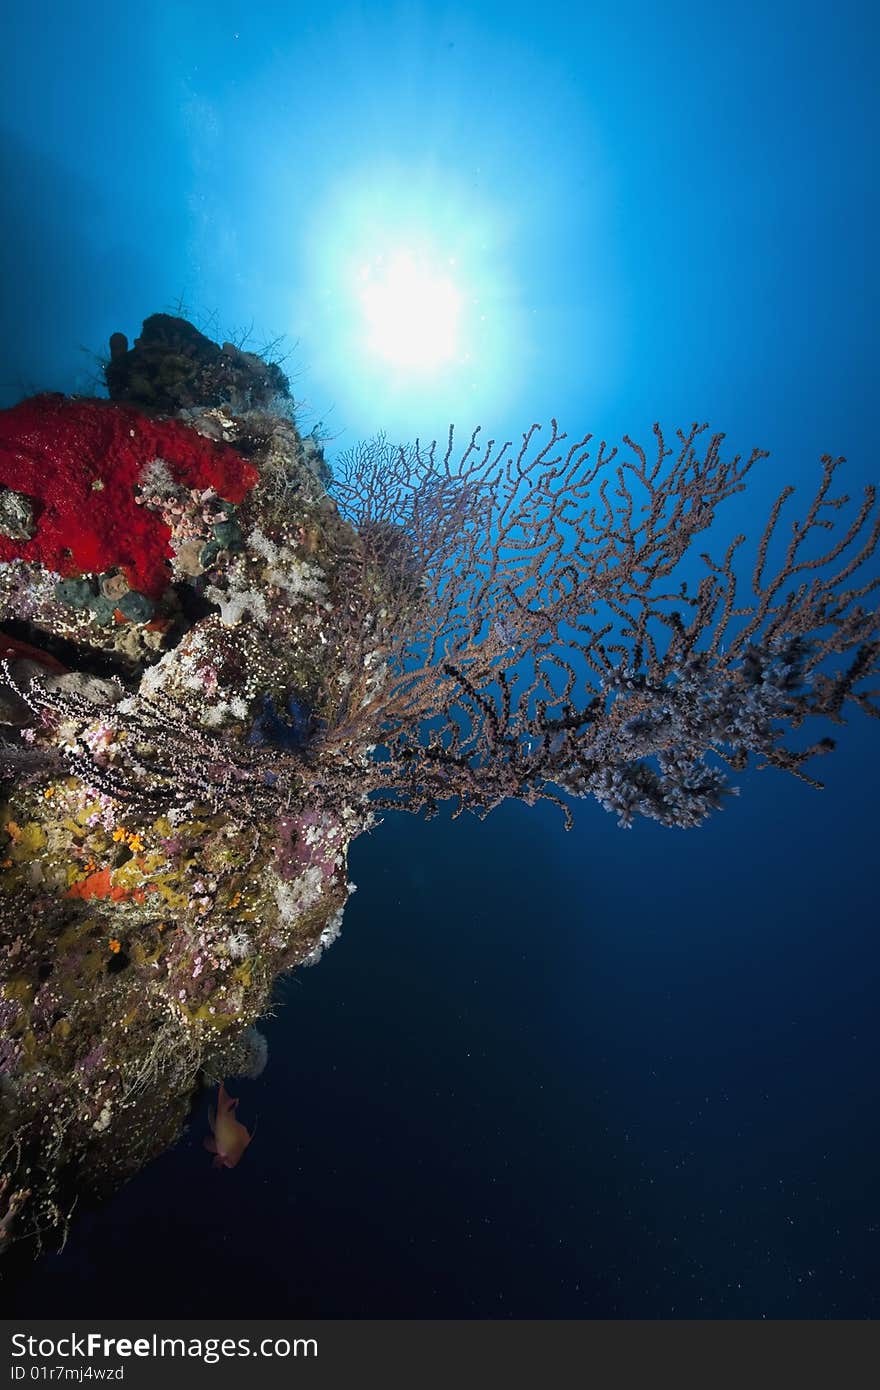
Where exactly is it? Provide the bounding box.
[0,394,259,598]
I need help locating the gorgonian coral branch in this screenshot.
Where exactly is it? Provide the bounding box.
[8,420,877,832]
[330,421,879,827]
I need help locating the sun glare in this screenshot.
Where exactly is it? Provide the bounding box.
[300,164,524,431]
[358,252,462,371]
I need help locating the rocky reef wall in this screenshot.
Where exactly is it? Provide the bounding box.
[0,316,375,1255]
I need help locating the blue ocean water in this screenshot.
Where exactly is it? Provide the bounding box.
[1,0,878,1317]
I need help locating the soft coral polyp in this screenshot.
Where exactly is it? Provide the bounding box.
[0,394,259,598]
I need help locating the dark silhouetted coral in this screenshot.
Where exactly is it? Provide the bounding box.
[104,313,290,414]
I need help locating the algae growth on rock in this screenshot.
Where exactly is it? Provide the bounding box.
[1,311,878,1259]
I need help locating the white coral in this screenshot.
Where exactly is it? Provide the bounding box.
[206,583,270,627]
[248,527,329,607]
[200,696,250,727]
[227,931,253,960]
[273,865,324,925]
[137,457,177,496]
[300,906,345,967]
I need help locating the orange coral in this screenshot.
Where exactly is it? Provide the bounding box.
[66,867,130,903]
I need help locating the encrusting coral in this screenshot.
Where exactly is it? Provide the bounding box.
[0,309,877,1261]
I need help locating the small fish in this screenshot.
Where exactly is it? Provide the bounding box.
[204,1082,252,1169]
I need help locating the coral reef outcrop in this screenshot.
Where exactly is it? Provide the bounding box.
[0,318,363,1257]
[2,308,878,1264]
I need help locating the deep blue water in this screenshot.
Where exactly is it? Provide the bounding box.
[2,0,878,1318]
[5,734,880,1317]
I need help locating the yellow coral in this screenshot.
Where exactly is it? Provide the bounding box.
[12,823,47,859]
[112,858,145,890]
[152,876,190,910]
